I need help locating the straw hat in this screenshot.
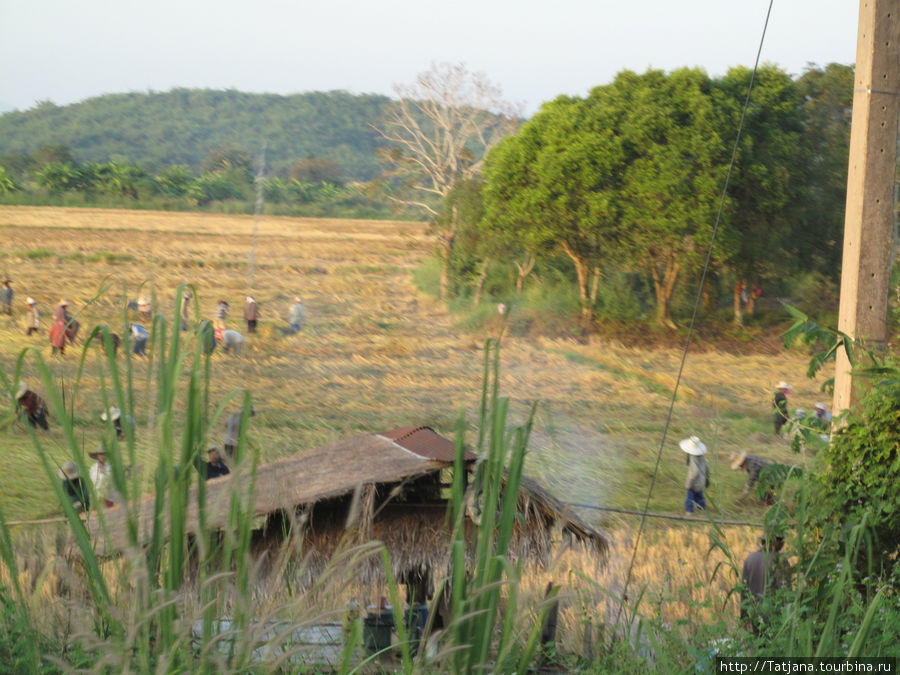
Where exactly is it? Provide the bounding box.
[58,299,69,306]
[100,406,121,422]
[679,436,707,456]
[246,296,254,303]
[294,297,302,303]
[58,461,79,480]
[88,445,107,460]
[26,297,35,305]
[775,381,790,391]
[730,450,747,470]
[814,402,826,411]
[15,380,27,399]
[138,296,149,305]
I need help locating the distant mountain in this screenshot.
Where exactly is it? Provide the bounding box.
[0,89,394,181]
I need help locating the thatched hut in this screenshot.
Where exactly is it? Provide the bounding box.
[89,426,607,594]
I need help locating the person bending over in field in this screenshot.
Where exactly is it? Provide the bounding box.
[730,451,772,496]
[58,461,90,512]
[221,329,245,355]
[15,380,49,430]
[130,322,149,356]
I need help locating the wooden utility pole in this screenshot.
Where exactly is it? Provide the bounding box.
[832,0,900,416]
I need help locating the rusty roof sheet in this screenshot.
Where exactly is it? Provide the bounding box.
[379,426,476,462]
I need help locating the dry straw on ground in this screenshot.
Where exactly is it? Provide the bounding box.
[0,206,824,650]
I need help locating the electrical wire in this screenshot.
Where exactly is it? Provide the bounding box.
[614,0,776,627]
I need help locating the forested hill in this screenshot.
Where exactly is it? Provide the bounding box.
[0,88,393,181]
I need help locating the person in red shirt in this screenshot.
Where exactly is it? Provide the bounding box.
[49,318,67,355]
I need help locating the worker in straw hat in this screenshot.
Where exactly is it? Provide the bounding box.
[58,461,90,512]
[15,380,49,430]
[773,381,791,435]
[101,406,135,439]
[680,436,710,516]
[730,451,772,496]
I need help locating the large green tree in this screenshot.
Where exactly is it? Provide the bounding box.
[482,94,626,328]
[616,68,728,328]
[713,66,808,324]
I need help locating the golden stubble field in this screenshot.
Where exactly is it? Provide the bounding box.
[0,205,823,635]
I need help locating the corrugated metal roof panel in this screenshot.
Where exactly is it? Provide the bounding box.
[380,426,476,462]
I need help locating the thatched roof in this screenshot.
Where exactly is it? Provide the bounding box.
[88,427,608,572]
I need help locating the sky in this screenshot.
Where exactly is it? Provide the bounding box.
[1,0,860,116]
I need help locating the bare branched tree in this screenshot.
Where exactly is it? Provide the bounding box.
[374,62,521,298]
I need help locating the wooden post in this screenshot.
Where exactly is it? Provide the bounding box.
[833,0,900,416]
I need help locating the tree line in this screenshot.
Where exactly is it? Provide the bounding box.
[0,64,856,330]
[0,89,392,180]
[419,63,854,329]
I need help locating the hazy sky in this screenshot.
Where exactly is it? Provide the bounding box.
[1,0,859,115]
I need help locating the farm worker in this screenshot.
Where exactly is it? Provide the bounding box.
[88,445,116,508]
[180,290,192,331]
[24,297,40,335]
[772,381,790,434]
[101,406,134,440]
[740,533,789,633]
[680,436,709,516]
[58,461,90,512]
[729,451,772,495]
[137,296,152,322]
[244,296,260,334]
[200,321,217,354]
[49,317,68,355]
[288,297,306,333]
[224,406,255,458]
[15,380,49,430]
[199,447,230,480]
[0,276,12,315]
[811,402,832,431]
[54,299,80,343]
[130,322,149,356]
[214,300,229,331]
[221,329,245,355]
[53,298,69,323]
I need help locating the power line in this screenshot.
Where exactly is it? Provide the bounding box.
[615,0,776,626]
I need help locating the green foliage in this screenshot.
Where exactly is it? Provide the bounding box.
[0,89,391,180]
[814,379,900,571]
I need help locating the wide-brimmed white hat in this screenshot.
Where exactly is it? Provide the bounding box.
[246,296,254,303]
[15,380,27,399]
[679,436,707,456]
[58,461,79,480]
[26,297,35,305]
[775,381,790,391]
[814,402,826,411]
[730,450,747,470]
[101,406,121,422]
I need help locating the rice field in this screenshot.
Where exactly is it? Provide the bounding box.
[0,205,826,659]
